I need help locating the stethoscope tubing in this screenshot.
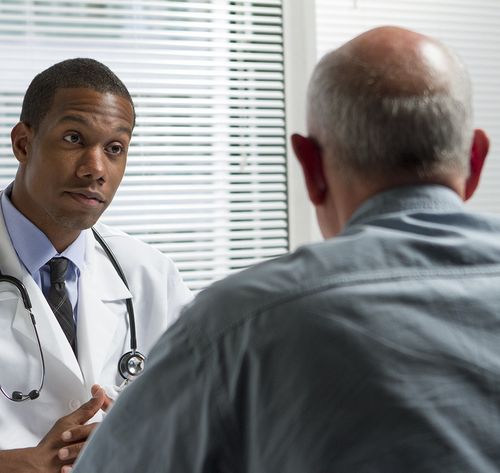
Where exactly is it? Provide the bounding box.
[0,227,143,402]
[91,229,138,352]
[0,277,46,401]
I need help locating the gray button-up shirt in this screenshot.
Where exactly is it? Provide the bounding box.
[75,185,500,473]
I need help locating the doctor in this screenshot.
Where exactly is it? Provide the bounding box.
[0,58,192,472]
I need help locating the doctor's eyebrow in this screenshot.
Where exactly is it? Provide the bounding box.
[56,114,133,137]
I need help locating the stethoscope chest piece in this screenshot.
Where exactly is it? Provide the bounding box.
[118,350,146,381]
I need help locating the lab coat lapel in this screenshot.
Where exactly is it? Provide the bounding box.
[77,229,132,385]
[0,209,83,381]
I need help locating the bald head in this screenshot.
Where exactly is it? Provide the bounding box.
[307,26,473,180]
[338,26,464,97]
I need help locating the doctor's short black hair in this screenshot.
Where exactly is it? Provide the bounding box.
[19,58,136,131]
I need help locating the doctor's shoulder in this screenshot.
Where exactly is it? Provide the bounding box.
[91,221,178,273]
[90,222,192,306]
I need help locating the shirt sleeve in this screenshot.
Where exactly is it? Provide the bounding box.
[73,316,231,473]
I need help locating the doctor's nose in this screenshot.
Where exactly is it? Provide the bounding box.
[76,146,107,183]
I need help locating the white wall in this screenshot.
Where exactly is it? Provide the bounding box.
[283,0,322,249]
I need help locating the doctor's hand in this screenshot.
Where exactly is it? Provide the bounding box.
[37,386,107,473]
[57,385,113,472]
[90,383,114,412]
[0,387,111,473]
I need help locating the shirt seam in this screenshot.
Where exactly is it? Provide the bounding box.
[349,201,462,225]
[192,264,500,352]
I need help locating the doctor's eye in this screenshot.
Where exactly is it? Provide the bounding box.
[63,133,82,144]
[105,143,125,156]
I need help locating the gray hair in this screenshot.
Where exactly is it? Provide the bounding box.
[307,47,474,178]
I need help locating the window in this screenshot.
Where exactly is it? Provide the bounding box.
[0,0,289,291]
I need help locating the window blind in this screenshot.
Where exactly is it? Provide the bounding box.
[0,0,288,292]
[314,0,500,214]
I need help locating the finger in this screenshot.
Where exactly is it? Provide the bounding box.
[90,384,101,397]
[102,393,114,412]
[61,422,99,443]
[61,466,73,473]
[58,441,85,461]
[67,389,105,424]
[92,383,114,412]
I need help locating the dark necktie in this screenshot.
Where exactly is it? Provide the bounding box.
[47,257,76,353]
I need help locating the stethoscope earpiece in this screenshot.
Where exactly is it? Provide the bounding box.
[0,273,46,403]
[5,389,40,402]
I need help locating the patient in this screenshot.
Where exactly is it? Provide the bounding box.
[74,26,500,472]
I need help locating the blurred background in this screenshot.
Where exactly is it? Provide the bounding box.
[0,0,498,291]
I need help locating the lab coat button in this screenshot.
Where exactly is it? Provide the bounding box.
[69,399,81,410]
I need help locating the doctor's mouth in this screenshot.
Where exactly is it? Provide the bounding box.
[65,190,106,209]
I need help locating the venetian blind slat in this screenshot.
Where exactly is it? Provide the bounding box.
[0,0,288,291]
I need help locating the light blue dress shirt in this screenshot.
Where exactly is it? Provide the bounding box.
[1,186,86,321]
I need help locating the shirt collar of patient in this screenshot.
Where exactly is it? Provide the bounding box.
[1,184,86,277]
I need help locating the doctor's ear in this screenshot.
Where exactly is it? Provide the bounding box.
[11,122,33,164]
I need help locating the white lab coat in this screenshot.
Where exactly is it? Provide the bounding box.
[0,211,193,449]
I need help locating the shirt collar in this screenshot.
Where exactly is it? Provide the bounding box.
[345,184,465,229]
[1,184,86,276]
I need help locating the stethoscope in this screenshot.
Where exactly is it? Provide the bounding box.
[0,228,146,402]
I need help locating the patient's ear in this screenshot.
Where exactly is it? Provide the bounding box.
[464,129,489,201]
[291,133,327,205]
